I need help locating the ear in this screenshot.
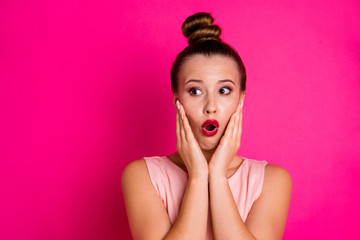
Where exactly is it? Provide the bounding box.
[240,91,246,106]
[173,94,179,108]
[241,91,246,101]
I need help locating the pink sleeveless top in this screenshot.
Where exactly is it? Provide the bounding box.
[143,156,268,240]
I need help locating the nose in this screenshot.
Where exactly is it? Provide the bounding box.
[204,96,217,115]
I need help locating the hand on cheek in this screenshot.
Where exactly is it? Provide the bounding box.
[209,99,243,177]
[175,100,208,178]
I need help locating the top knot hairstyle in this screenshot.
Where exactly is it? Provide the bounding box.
[171,12,247,93]
[182,12,222,44]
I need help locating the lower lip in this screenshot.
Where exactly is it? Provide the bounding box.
[201,127,218,136]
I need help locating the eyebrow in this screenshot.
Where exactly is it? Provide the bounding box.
[185,79,235,85]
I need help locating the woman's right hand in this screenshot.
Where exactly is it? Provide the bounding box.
[176,100,208,179]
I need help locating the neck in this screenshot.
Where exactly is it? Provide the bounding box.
[201,148,216,162]
[174,148,215,164]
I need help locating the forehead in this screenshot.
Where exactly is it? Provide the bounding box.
[178,54,240,84]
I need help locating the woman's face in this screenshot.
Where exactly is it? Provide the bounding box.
[174,54,245,150]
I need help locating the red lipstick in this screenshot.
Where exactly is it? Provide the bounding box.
[201,119,219,136]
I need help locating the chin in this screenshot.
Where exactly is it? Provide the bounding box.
[198,139,220,151]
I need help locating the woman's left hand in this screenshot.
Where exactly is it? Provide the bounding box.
[208,99,243,177]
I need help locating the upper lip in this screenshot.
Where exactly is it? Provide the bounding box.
[201,119,219,129]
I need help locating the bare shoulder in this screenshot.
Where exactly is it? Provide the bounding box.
[122,158,147,174]
[245,163,293,239]
[121,159,172,239]
[263,163,293,193]
[121,159,147,184]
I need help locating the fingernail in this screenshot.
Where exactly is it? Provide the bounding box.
[234,112,237,117]
[181,114,184,120]
[176,100,180,110]
[240,100,243,109]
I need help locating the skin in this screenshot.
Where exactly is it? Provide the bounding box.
[169,54,246,178]
[121,54,293,239]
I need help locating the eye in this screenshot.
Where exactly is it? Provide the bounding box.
[189,87,202,95]
[219,87,232,95]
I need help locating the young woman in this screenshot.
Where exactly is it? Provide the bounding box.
[121,12,292,240]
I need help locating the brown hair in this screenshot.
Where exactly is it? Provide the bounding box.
[170,12,247,93]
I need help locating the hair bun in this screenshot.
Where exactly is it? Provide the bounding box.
[181,12,222,44]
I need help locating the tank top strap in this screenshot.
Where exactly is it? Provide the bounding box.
[143,156,188,224]
[228,157,268,221]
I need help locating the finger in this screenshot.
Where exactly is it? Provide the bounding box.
[232,100,241,138]
[179,103,194,142]
[176,105,181,146]
[237,106,243,142]
[234,106,243,150]
[232,99,243,138]
[181,107,196,142]
[178,102,186,143]
[224,111,237,139]
[236,99,242,115]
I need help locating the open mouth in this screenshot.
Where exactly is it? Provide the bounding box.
[204,124,217,131]
[201,119,219,136]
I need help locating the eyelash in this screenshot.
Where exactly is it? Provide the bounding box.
[188,87,232,95]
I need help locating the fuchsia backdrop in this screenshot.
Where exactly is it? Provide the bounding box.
[1,0,360,239]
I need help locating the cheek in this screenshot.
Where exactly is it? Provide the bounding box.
[183,108,201,131]
[222,106,237,126]
[220,101,237,116]
[185,110,197,125]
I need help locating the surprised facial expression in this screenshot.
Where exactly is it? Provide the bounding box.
[175,54,244,150]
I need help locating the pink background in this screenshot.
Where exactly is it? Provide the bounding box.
[1,0,360,239]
